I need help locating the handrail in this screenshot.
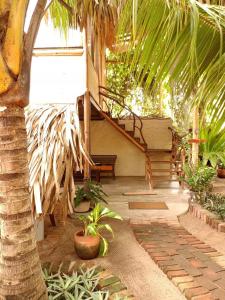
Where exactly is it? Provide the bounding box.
[168,126,189,163]
[99,86,147,147]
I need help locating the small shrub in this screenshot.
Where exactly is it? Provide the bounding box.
[182,164,216,193]
[203,193,225,220]
[74,180,108,207]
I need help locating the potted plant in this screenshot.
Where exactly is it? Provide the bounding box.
[74,204,122,259]
[181,164,216,204]
[74,180,108,213]
[217,160,225,178]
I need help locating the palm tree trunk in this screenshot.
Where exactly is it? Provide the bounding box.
[0,106,47,299]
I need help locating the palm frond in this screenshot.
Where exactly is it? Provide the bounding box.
[118,0,225,113]
[25,104,90,216]
[48,0,120,47]
[200,116,225,167]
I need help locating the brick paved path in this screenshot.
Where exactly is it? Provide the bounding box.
[132,222,225,300]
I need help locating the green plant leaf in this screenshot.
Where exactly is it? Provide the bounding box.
[99,237,109,257]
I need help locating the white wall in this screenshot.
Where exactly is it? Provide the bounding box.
[90,118,173,177]
[29,16,85,105]
[30,55,85,104]
[118,118,173,149]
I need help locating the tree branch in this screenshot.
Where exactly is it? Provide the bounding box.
[42,0,54,17]
[24,0,48,58]
[18,0,48,104]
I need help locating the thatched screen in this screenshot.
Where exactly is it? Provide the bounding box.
[25,104,89,217]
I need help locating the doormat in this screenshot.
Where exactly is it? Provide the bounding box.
[123,191,157,196]
[128,202,168,210]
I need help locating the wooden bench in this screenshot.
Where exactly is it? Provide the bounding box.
[91,155,117,181]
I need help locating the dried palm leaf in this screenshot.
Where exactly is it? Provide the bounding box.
[25,103,90,216]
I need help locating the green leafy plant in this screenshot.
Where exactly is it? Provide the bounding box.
[218,159,225,169]
[43,266,109,300]
[79,204,123,256]
[181,164,216,203]
[203,193,225,220]
[74,180,108,207]
[200,115,225,168]
[182,164,216,193]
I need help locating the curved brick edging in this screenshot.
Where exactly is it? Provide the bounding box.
[189,203,225,233]
[42,261,135,300]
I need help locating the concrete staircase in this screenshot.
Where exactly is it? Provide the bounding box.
[97,87,183,189]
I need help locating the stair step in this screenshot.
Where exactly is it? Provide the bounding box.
[151,160,173,163]
[126,130,134,137]
[152,174,178,178]
[141,143,148,149]
[112,118,118,123]
[147,149,172,153]
[119,124,125,129]
[152,176,179,182]
[151,169,175,172]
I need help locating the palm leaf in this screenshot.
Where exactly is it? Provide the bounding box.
[48,0,120,47]
[118,0,225,119]
[25,104,90,216]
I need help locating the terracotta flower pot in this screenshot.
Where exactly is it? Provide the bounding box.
[74,231,100,259]
[74,201,90,213]
[217,168,225,179]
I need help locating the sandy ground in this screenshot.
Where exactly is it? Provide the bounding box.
[40,219,186,300]
[180,213,225,256]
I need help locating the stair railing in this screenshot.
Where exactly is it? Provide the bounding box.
[99,86,147,147]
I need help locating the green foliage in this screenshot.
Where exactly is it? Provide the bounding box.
[118,0,225,123]
[203,193,225,220]
[200,117,225,168]
[106,51,166,117]
[182,164,216,193]
[167,83,192,131]
[48,0,119,44]
[79,204,122,256]
[218,160,225,169]
[106,51,136,97]
[74,180,108,207]
[43,266,109,299]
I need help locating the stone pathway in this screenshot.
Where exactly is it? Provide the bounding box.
[132,221,225,300]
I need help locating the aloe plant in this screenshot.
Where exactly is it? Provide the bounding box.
[79,204,123,256]
[43,266,109,300]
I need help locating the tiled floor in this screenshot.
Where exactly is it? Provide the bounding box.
[38,219,186,300]
[100,176,189,221]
